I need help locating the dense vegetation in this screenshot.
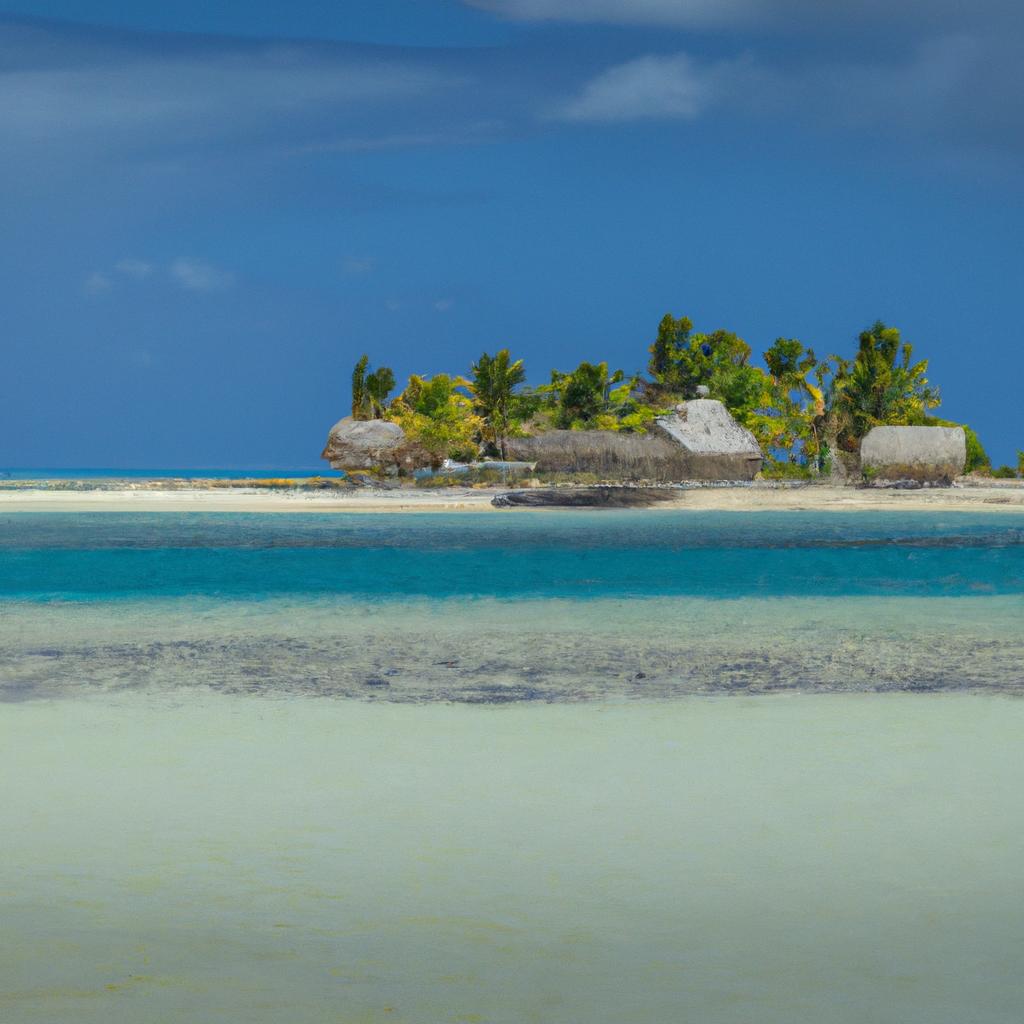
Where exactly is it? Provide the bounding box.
[348,315,1017,477]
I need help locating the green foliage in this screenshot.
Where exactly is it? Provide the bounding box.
[342,312,983,478]
[831,321,939,450]
[390,373,481,465]
[547,361,624,429]
[648,314,695,393]
[617,403,660,434]
[987,451,1023,480]
[351,354,370,420]
[470,349,527,457]
[759,458,815,480]
[365,366,396,419]
[351,355,394,420]
[748,337,830,473]
[647,314,757,405]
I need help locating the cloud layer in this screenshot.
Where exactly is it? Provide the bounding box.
[467,0,1019,31]
[1,9,1018,181]
[555,53,737,122]
[551,34,1024,161]
[0,19,472,168]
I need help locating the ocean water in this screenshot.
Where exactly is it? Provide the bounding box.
[2,509,1023,1022]
[2,510,1022,700]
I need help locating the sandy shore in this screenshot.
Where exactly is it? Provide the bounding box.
[2,483,1023,513]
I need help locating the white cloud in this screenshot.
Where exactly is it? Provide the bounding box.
[555,53,720,122]
[169,258,235,292]
[549,34,1024,163]
[83,271,111,294]
[434,298,455,312]
[115,258,153,279]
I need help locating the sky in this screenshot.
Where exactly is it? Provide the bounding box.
[2,0,1022,468]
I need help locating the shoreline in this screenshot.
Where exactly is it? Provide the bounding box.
[1,482,1023,513]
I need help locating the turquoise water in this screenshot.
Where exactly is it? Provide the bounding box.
[2,509,1024,1021]
[1,510,1023,702]
[2,511,1022,601]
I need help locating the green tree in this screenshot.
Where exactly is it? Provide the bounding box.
[351,354,370,420]
[365,366,396,419]
[469,349,527,459]
[390,374,481,466]
[648,313,695,394]
[831,321,940,451]
[753,338,827,470]
[550,361,625,429]
[646,314,764,412]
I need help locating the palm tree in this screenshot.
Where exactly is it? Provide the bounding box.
[366,366,396,418]
[351,355,370,419]
[832,322,939,450]
[469,349,526,459]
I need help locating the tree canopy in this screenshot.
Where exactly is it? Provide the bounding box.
[344,312,1000,476]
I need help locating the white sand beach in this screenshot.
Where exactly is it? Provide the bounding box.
[1,483,1023,513]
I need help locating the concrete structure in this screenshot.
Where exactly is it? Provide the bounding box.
[860,425,966,483]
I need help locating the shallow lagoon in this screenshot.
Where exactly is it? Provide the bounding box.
[2,509,1023,1021]
[3,693,1024,1024]
[2,510,1023,701]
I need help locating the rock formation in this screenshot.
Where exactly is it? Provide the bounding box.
[321,417,428,473]
[860,425,966,484]
[506,400,762,481]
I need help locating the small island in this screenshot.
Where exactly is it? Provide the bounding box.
[322,314,1023,498]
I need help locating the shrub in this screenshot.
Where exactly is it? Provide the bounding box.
[760,459,814,481]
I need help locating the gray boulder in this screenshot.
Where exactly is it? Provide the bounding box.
[860,425,966,483]
[321,417,428,473]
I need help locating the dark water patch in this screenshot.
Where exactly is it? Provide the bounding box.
[3,511,1023,552]
[4,629,1023,704]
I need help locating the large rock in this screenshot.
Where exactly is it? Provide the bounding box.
[860,425,966,483]
[505,400,762,481]
[320,417,427,473]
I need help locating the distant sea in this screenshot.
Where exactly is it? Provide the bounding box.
[2,508,1023,1022]
[0,467,332,479]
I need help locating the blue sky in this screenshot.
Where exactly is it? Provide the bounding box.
[3,0,1022,467]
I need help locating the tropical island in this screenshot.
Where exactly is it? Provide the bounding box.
[323,313,1023,489]
[4,313,1022,513]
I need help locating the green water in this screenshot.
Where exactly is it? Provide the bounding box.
[2,693,1023,1023]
